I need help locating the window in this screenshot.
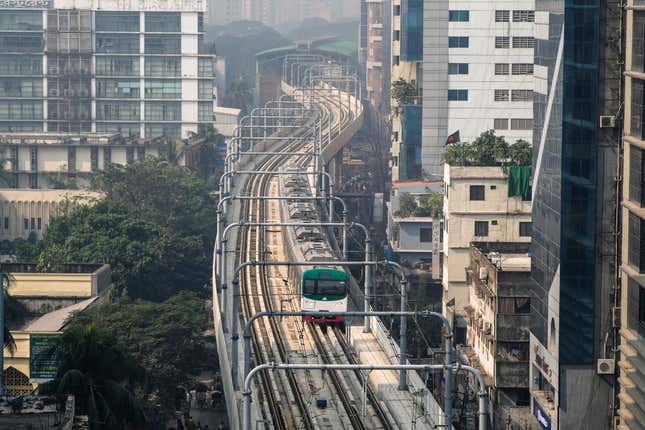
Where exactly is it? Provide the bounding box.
[198,101,214,121]
[449,36,469,48]
[495,63,510,75]
[393,55,400,66]
[95,11,139,31]
[474,221,489,236]
[511,118,533,130]
[145,57,181,77]
[498,297,531,314]
[30,147,37,171]
[420,227,433,243]
[198,80,213,99]
[104,147,112,165]
[3,217,8,229]
[96,34,139,54]
[495,10,510,22]
[520,222,532,236]
[0,10,42,30]
[37,217,41,230]
[449,10,469,22]
[97,101,140,121]
[23,218,28,230]
[631,146,645,206]
[91,147,99,172]
[634,12,645,72]
[512,63,534,75]
[448,89,468,101]
[144,101,181,121]
[448,63,469,74]
[126,147,134,164]
[145,80,181,99]
[511,90,533,101]
[145,123,180,139]
[470,185,485,200]
[96,79,140,98]
[0,55,42,75]
[198,59,213,79]
[0,100,43,121]
[0,34,43,53]
[394,5,401,16]
[30,218,35,230]
[144,35,180,54]
[632,78,645,139]
[393,30,400,41]
[629,212,645,272]
[495,37,510,48]
[393,131,399,141]
[145,12,180,32]
[494,89,509,101]
[513,10,535,22]
[494,118,509,129]
[513,37,534,48]
[95,57,139,76]
[67,147,76,172]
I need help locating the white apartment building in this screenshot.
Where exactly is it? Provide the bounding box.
[420,0,535,179]
[443,164,531,341]
[0,0,215,140]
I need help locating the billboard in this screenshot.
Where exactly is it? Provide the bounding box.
[29,333,60,384]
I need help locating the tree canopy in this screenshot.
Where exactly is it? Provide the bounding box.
[391,79,418,106]
[395,191,443,218]
[24,159,217,301]
[68,292,214,426]
[443,130,532,167]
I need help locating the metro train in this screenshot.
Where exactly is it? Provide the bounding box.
[301,267,348,323]
[279,165,350,325]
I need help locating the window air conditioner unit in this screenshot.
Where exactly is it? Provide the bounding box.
[596,358,615,375]
[599,115,616,128]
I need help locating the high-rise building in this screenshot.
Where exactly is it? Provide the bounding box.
[390,0,423,181]
[418,0,535,180]
[529,0,621,428]
[620,2,645,429]
[0,0,214,140]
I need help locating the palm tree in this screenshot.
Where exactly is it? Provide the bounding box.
[2,274,19,355]
[44,325,147,430]
[224,77,253,114]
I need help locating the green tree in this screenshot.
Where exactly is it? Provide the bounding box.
[391,78,417,105]
[69,292,213,425]
[416,192,443,217]
[43,325,147,430]
[510,139,532,166]
[31,159,216,301]
[443,142,472,166]
[397,192,418,217]
[225,77,253,114]
[470,130,509,166]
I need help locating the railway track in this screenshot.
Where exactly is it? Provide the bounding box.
[234,85,392,429]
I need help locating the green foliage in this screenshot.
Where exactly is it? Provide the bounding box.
[391,78,417,106]
[43,324,147,430]
[509,139,532,166]
[225,77,254,114]
[397,192,418,217]
[15,232,43,262]
[46,170,79,189]
[416,192,443,217]
[443,130,532,167]
[30,159,216,301]
[68,292,213,426]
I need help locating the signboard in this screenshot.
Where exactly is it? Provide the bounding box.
[29,333,60,383]
[530,333,558,388]
[533,401,552,430]
[0,0,51,7]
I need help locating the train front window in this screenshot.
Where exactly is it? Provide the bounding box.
[303,279,316,295]
[317,280,346,296]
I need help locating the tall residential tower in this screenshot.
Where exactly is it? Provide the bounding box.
[0,0,214,139]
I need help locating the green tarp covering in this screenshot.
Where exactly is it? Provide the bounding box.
[508,165,532,199]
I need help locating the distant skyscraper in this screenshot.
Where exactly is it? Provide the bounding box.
[529,0,621,428]
[0,0,215,139]
[620,1,645,429]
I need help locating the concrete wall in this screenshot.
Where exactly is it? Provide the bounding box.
[7,264,111,298]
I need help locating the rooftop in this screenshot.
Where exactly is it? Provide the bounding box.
[22,296,99,332]
[2,263,105,274]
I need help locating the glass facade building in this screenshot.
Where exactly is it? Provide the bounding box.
[0,2,214,139]
[530,0,620,428]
